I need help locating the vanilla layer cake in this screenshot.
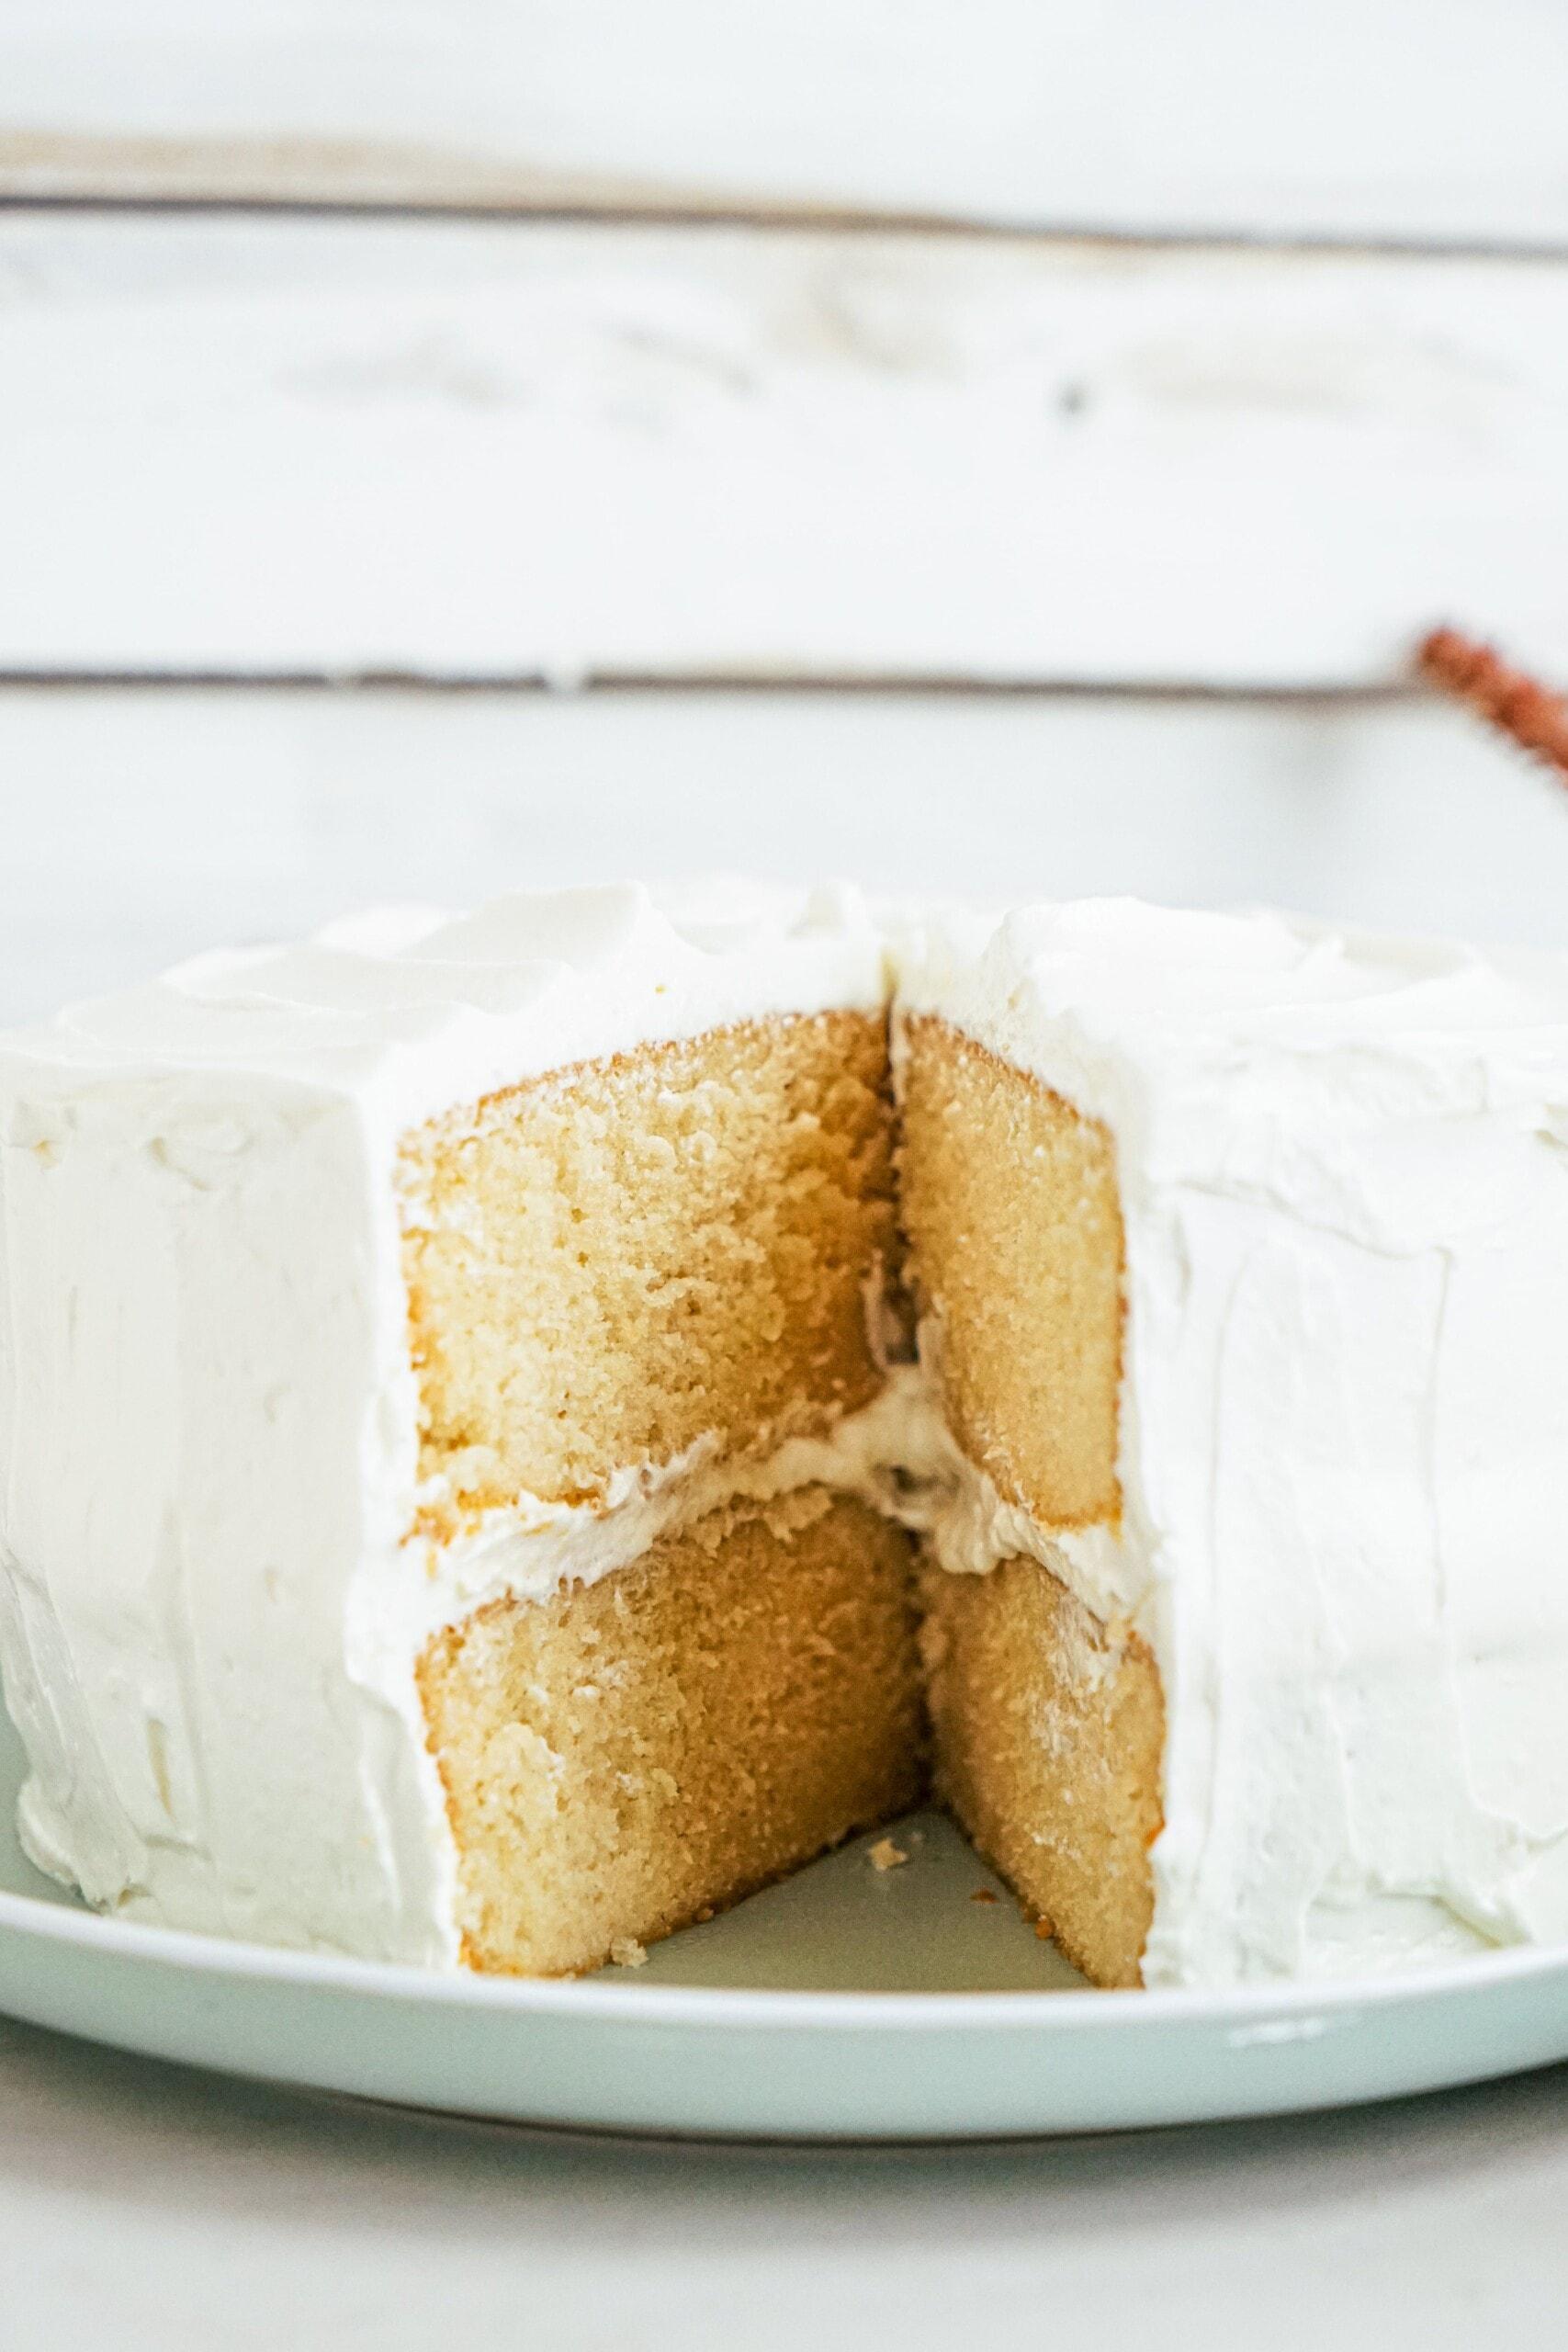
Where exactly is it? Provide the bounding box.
[3,884,1568,1986]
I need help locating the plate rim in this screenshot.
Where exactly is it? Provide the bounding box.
[5,1879,1566,2035]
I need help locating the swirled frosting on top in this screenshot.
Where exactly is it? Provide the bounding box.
[24,876,888,1132]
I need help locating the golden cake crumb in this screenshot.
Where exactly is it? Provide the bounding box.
[899,1012,1124,1531]
[407,1002,1164,1992]
[420,1491,921,1976]
[403,1011,897,1509]
[900,1022,1160,1992]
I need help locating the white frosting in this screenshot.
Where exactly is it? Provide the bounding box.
[900,899,1568,1983]
[0,879,887,1962]
[5,881,1568,1986]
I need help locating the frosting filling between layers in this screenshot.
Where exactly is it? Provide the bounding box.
[344,1382,938,1965]
[342,1352,1165,1973]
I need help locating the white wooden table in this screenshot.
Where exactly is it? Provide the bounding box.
[1,2012,1564,2350]
[6,10,1568,2340]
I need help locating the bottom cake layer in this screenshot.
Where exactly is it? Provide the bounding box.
[919,1552,1165,1989]
[418,1486,924,1976]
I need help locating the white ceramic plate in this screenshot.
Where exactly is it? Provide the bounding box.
[3,1695,1567,2141]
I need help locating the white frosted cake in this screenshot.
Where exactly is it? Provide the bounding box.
[2,880,1566,1988]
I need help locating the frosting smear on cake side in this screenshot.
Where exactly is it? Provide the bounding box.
[1,880,1566,1988]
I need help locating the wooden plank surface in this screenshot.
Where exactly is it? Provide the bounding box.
[2,683,1563,1023]
[5,1,1568,249]
[5,217,1568,687]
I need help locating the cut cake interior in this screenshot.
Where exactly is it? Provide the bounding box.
[898,1013,1163,1990]
[399,997,1161,1985]
[400,1008,926,1979]
[421,1490,920,1977]
[403,1009,897,1511]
